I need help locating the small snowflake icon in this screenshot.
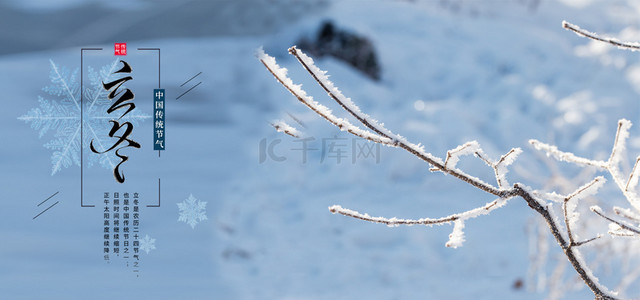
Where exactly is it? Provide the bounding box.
[140,234,156,254]
[177,194,208,229]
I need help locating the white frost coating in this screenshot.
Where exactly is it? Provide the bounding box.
[613,206,640,223]
[445,141,480,169]
[446,220,465,248]
[566,177,606,234]
[544,201,569,244]
[292,46,393,137]
[271,120,301,138]
[264,47,503,195]
[606,120,640,212]
[563,20,640,52]
[287,47,456,170]
[532,120,640,213]
[533,190,565,203]
[329,197,511,247]
[458,197,511,220]
[569,246,619,298]
[495,148,522,188]
[590,205,603,214]
[607,121,632,205]
[624,156,640,191]
[529,139,607,168]
[328,205,455,227]
[565,198,580,234]
[608,119,631,171]
[330,197,511,224]
[592,205,640,237]
[607,223,634,237]
[256,48,394,145]
[499,148,522,166]
[443,164,497,192]
[567,176,606,201]
[626,158,640,192]
[261,41,627,297]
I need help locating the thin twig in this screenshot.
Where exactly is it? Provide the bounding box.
[329,197,509,227]
[624,157,640,192]
[494,148,522,189]
[258,53,394,146]
[529,139,608,168]
[574,235,602,248]
[592,206,640,235]
[289,46,392,139]
[613,206,640,223]
[563,21,640,51]
[270,121,300,138]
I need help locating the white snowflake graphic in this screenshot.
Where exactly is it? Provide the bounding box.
[18,59,150,175]
[139,234,156,254]
[177,194,208,229]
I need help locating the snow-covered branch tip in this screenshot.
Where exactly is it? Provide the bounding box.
[259,45,619,299]
[287,46,393,139]
[609,119,632,170]
[613,206,640,223]
[563,20,640,51]
[624,157,640,192]
[270,120,301,138]
[256,47,395,146]
[592,206,640,237]
[529,139,607,168]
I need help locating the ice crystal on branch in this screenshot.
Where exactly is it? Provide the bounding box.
[18,59,150,175]
[177,194,208,229]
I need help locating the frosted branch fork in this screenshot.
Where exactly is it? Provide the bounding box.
[531,119,640,223]
[258,46,617,299]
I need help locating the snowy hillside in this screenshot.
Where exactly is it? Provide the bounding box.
[2,0,640,299]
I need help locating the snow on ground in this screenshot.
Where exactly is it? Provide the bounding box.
[1,0,640,299]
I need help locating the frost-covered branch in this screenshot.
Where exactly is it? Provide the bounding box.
[563,21,640,52]
[257,48,395,146]
[614,206,640,224]
[592,206,640,236]
[624,157,640,193]
[444,141,480,170]
[330,196,512,248]
[529,139,607,168]
[532,120,640,219]
[562,177,606,246]
[270,120,301,138]
[284,46,504,196]
[473,147,522,189]
[288,46,392,138]
[574,235,603,248]
[258,46,618,299]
